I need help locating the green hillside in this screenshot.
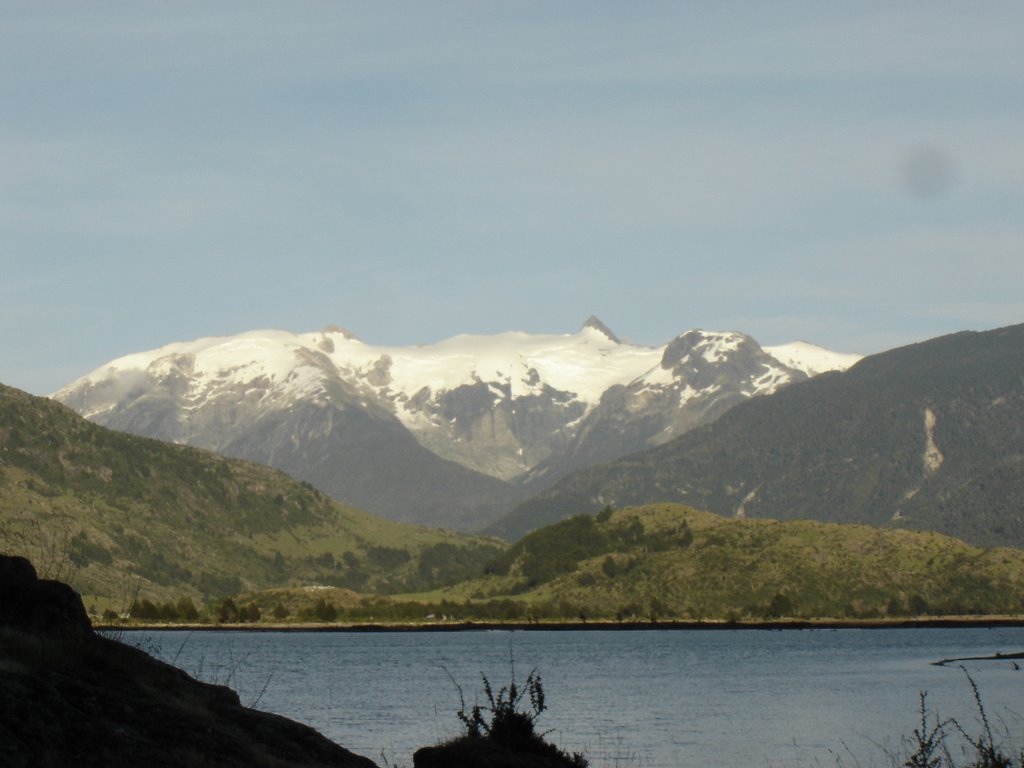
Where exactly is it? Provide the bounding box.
[0,384,503,610]
[409,504,1024,621]
[6,378,1023,627]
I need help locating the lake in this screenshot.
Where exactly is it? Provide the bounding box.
[135,626,1024,767]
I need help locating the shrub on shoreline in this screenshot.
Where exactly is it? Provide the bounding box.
[413,658,587,768]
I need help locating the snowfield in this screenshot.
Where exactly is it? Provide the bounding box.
[58,323,861,426]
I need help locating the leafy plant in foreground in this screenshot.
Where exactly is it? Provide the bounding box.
[948,671,1016,768]
[899,670,1021,768]
[903,692,952,768]
[444,654,587,767]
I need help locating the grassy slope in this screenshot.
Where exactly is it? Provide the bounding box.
[405,504,1024,621]
[6,380,1022,625]
[0,383,503,608]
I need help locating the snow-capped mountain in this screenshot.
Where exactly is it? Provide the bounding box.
[761,341,863,377]
[518,329,838,490]
[490,323,1024,546]
[54,318,859,530]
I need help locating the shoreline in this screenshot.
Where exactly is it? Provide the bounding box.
[102,615,1024,633]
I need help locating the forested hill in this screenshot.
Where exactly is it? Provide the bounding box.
[0,383,502,605]
[417,504,1024,622]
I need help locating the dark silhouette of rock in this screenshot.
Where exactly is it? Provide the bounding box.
[0,555,377,768]
[0,554,36,584]
[414,738,584,767]
[0,555,92,635]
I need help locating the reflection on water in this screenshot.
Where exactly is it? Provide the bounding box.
[139,627,1024,767]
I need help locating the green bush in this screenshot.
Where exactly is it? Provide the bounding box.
[217,597,239,623]
[175,597,200,621]
[309,598,337,622]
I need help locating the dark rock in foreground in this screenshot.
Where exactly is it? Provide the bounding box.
[414,737,584,767]
[0,555,92,635]
[412,676,587,768]
[0,555,376,768]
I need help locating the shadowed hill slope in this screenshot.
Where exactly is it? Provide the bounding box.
[0,554,377,768]
[491,324,1024,546]
[0,383,503,604]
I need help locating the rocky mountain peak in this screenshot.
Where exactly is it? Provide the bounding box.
[321,325,360,341]
[662,330,754,367]
[580,316,620,343]
[52,322,858,531]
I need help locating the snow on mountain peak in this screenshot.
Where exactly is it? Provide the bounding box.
[57,325,860,422]
[320,324,359,340]
[689,330,745,363]
[764,341,862,376]
[53,321,863,493]
[580,315,620,343]
[315,326,659,409]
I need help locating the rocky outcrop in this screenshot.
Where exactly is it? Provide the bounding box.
[0,555,91,636]
[414,738,585,767]
[517,331,807,492]
[412,689,586,768]
[0,555,377,768]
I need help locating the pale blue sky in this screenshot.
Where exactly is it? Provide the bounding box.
[2,2,1022,395]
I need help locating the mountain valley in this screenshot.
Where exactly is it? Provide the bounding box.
[4,336,1024,625]
[0,383,502,608]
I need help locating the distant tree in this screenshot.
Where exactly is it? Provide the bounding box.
[312,598,337,622]
[601,556,618,578]
[766,593,794,618]
[272,602,289,620]
[241,602,261,623]
[909,594,930,616]
[272,551,286,572]
[621,518,645,543]
[342,551,360,568]
[648,598,668,621]
[314,552,335,569]
[130,598,159,620]
[175,596,200,621]
[366,546,411,570]
[218,597,239,623]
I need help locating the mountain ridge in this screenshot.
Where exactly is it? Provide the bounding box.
[54,320,858,530]
[489,323,1024,546]
[429,504,1024,621]
[0,382,503,604]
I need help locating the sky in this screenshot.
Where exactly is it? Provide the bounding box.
[2,2,1022,396]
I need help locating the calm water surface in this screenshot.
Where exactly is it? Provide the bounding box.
[138,627,1024,767]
